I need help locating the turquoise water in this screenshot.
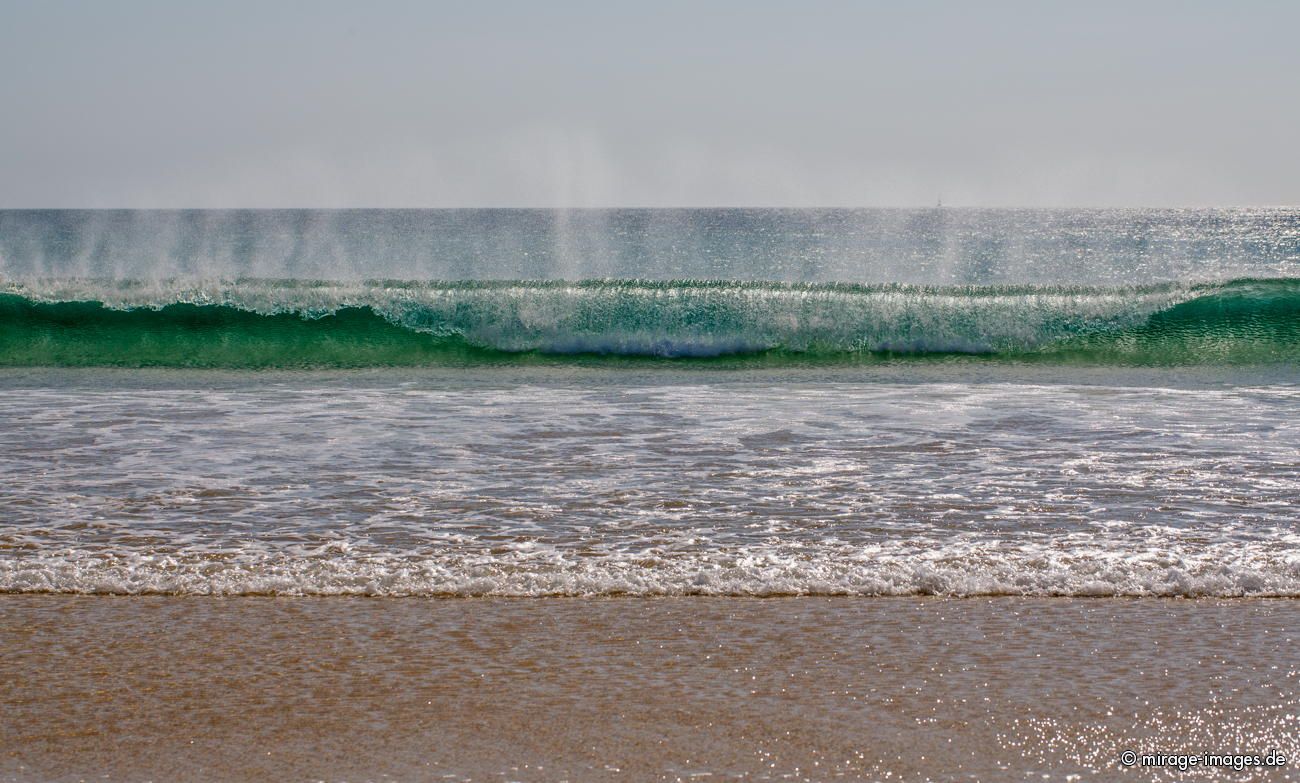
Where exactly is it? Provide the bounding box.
[0,277,1298,366]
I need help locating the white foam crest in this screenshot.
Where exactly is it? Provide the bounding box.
[3,543,1296,597]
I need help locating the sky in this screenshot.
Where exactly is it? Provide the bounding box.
[1,0,1297,208]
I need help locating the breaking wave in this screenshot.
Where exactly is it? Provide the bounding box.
[1,277,1297,366]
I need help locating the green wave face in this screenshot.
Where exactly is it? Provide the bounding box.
[0,278,1297,368]
[0,298,491,368]
[1052,278,1300,365]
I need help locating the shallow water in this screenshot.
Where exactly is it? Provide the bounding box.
[1,366,1296,597]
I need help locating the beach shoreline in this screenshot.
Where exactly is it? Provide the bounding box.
[3,595,1295,782]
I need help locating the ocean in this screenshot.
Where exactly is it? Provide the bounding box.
[1,208,1297,781]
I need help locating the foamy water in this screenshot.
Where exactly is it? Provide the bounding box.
[2,369,1296,597]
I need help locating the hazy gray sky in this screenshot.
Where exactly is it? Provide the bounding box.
[1,0,1296,207]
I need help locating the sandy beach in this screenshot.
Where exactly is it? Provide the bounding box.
[2,596,1295,782]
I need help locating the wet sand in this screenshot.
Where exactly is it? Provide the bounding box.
[1,597,1296,782]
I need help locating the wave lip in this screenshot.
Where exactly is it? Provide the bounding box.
[0,276,1297,367]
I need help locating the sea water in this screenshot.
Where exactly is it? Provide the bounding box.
[0,208,1297,597]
